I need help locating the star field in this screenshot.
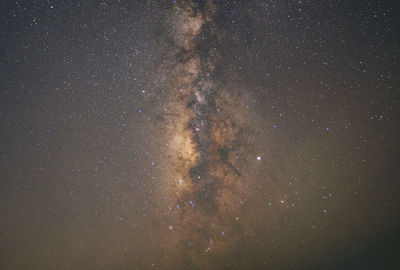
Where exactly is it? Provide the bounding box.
[1,1,400,269]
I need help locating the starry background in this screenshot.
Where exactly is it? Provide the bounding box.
[1,0,400,269]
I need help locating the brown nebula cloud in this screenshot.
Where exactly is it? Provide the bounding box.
[154,1,263,268]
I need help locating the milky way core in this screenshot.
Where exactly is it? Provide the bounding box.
[155,1,261,267]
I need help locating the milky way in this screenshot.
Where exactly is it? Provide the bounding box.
[156,2,262,266]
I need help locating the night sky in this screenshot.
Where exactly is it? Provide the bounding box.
[1,0,400,269]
